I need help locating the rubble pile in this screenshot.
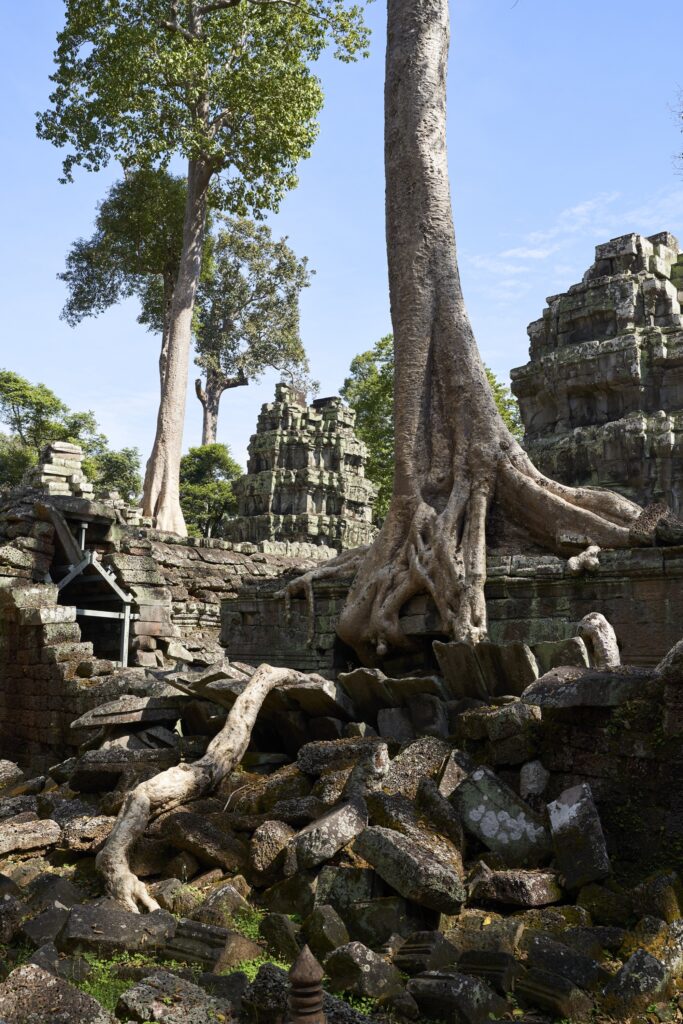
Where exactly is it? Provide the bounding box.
[1,633,683,1022]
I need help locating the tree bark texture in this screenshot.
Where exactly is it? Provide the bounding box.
[158,271,175,394]
[97,664,327,911]
[195,369,249,446]
[142,158,212,534]
[287,0,644,665]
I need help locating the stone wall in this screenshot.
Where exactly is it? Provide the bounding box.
[511,231,683,513]
[222,547,683,676]
[227,383,377,550]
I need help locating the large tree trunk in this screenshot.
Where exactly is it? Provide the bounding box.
[195,368,249,446]
[142,158,212,534]
[291,0,644,665]
[158,271,175,393]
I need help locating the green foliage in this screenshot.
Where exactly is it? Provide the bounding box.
[0,370,108,487]
[179,443,242,538]
[0,370,141,499]
[342,993,378,1015]
[84,447,143,503]
[60,168,187,335]
[340,334,394,523]
[195,216,312,389]
[227,955,291,981]
[227,906,265,942]
[484,366,524,440]
[341,337,524,521]
[37,0,370,216]
[76,952,200,1011]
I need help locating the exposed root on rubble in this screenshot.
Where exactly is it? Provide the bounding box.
[96,663,328,912]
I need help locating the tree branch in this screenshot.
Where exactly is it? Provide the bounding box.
[197,0,304,15]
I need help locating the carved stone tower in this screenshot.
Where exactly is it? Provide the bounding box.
[511,232,683,514]
[227,383,377,550]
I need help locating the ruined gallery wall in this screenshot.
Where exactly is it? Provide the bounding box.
[0,489,318,766]
[223,546,683,675]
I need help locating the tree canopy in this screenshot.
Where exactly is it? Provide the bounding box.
[179,443,242,538]
[195,216,312,444]
[60,168,187,336]
[39,0,370,534]
[0,370,141,501]
[341,337,523,522]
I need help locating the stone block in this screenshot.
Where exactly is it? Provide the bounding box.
[407,970,507,1024]
[452,766,551,867]
[547,783,610,889]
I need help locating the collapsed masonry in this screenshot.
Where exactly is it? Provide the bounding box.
[511,231,683,514]
[226,383,378,550]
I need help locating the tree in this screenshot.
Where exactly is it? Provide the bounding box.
[60,169,187,391]
[284,0,646,665]
[86,448,143,504]
[38,0,370,536]
[340,335,395,522]
[179,443,242,537]
[194,217,312,445]
[0,370,141,499]
[341,337,523,523]
[0,371,107,468]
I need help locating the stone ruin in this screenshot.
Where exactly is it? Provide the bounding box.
[511,231,683,514]
[227,383,377,551]
[4,261,683,1024]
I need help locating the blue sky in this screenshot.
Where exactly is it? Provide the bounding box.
[1,1,682,467]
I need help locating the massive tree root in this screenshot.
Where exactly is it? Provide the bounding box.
[96,664,328,912]
[279,0,648,666]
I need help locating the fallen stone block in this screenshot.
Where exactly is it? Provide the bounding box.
[240,961,374,1024]
[259,912,302,961]
[297,736,383,776]
[392,931,459,976]
[69,694,187,730]
[191,882,249,927]
[0,762,23,792]
[406,693,449,738]
[19,907,70,948]
[602,948,671,1013]
[456,949,521,996]
[377,707,415,745]
[261,872,317,918]
[469,865,562,908]
[248,819,294,882]
[60,815,115,855]
[325,941,404,999]
[633,869,683,924]
[516,966,594,1019]
[161,810,247,871]
[0,895,26,944]
[383,736,452,799]
[290,799,368,870]
[0,963,116,1024]
[346,896,426,948]
[440,908,524,956]
[69,748,179,792]
[314,865,379,914]
[437,749,474,797]
[303,904,349,958]
[0,819,61,856]
[407,970,507,1024]
[522,666,656,708]
[525,934,609,991]
[547,783,610,889]
[354,826,466,912]
[55,902,176,956]
[452,766,551,867]
[532,636,590,674]
[213,931,264,971]
[337,667,398,722]
[116,968,230,1023]
[162,916,231,969]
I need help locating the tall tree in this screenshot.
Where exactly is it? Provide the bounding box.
[286,0,647,665]
[60,169,187,391]
[0,370,141,497]
[194,217,311,445]
[38,0,370,536]
[179,443,242,537]
[341,337,522,523]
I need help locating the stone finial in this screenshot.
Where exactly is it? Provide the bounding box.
[288,945,326,1023]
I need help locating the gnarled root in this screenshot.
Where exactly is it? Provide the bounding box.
[96,663,328,912]
[276,546,369,644]
[331,439,645,665]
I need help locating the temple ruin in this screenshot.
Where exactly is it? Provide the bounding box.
[511,231,683,514]
[227,383,377,550]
